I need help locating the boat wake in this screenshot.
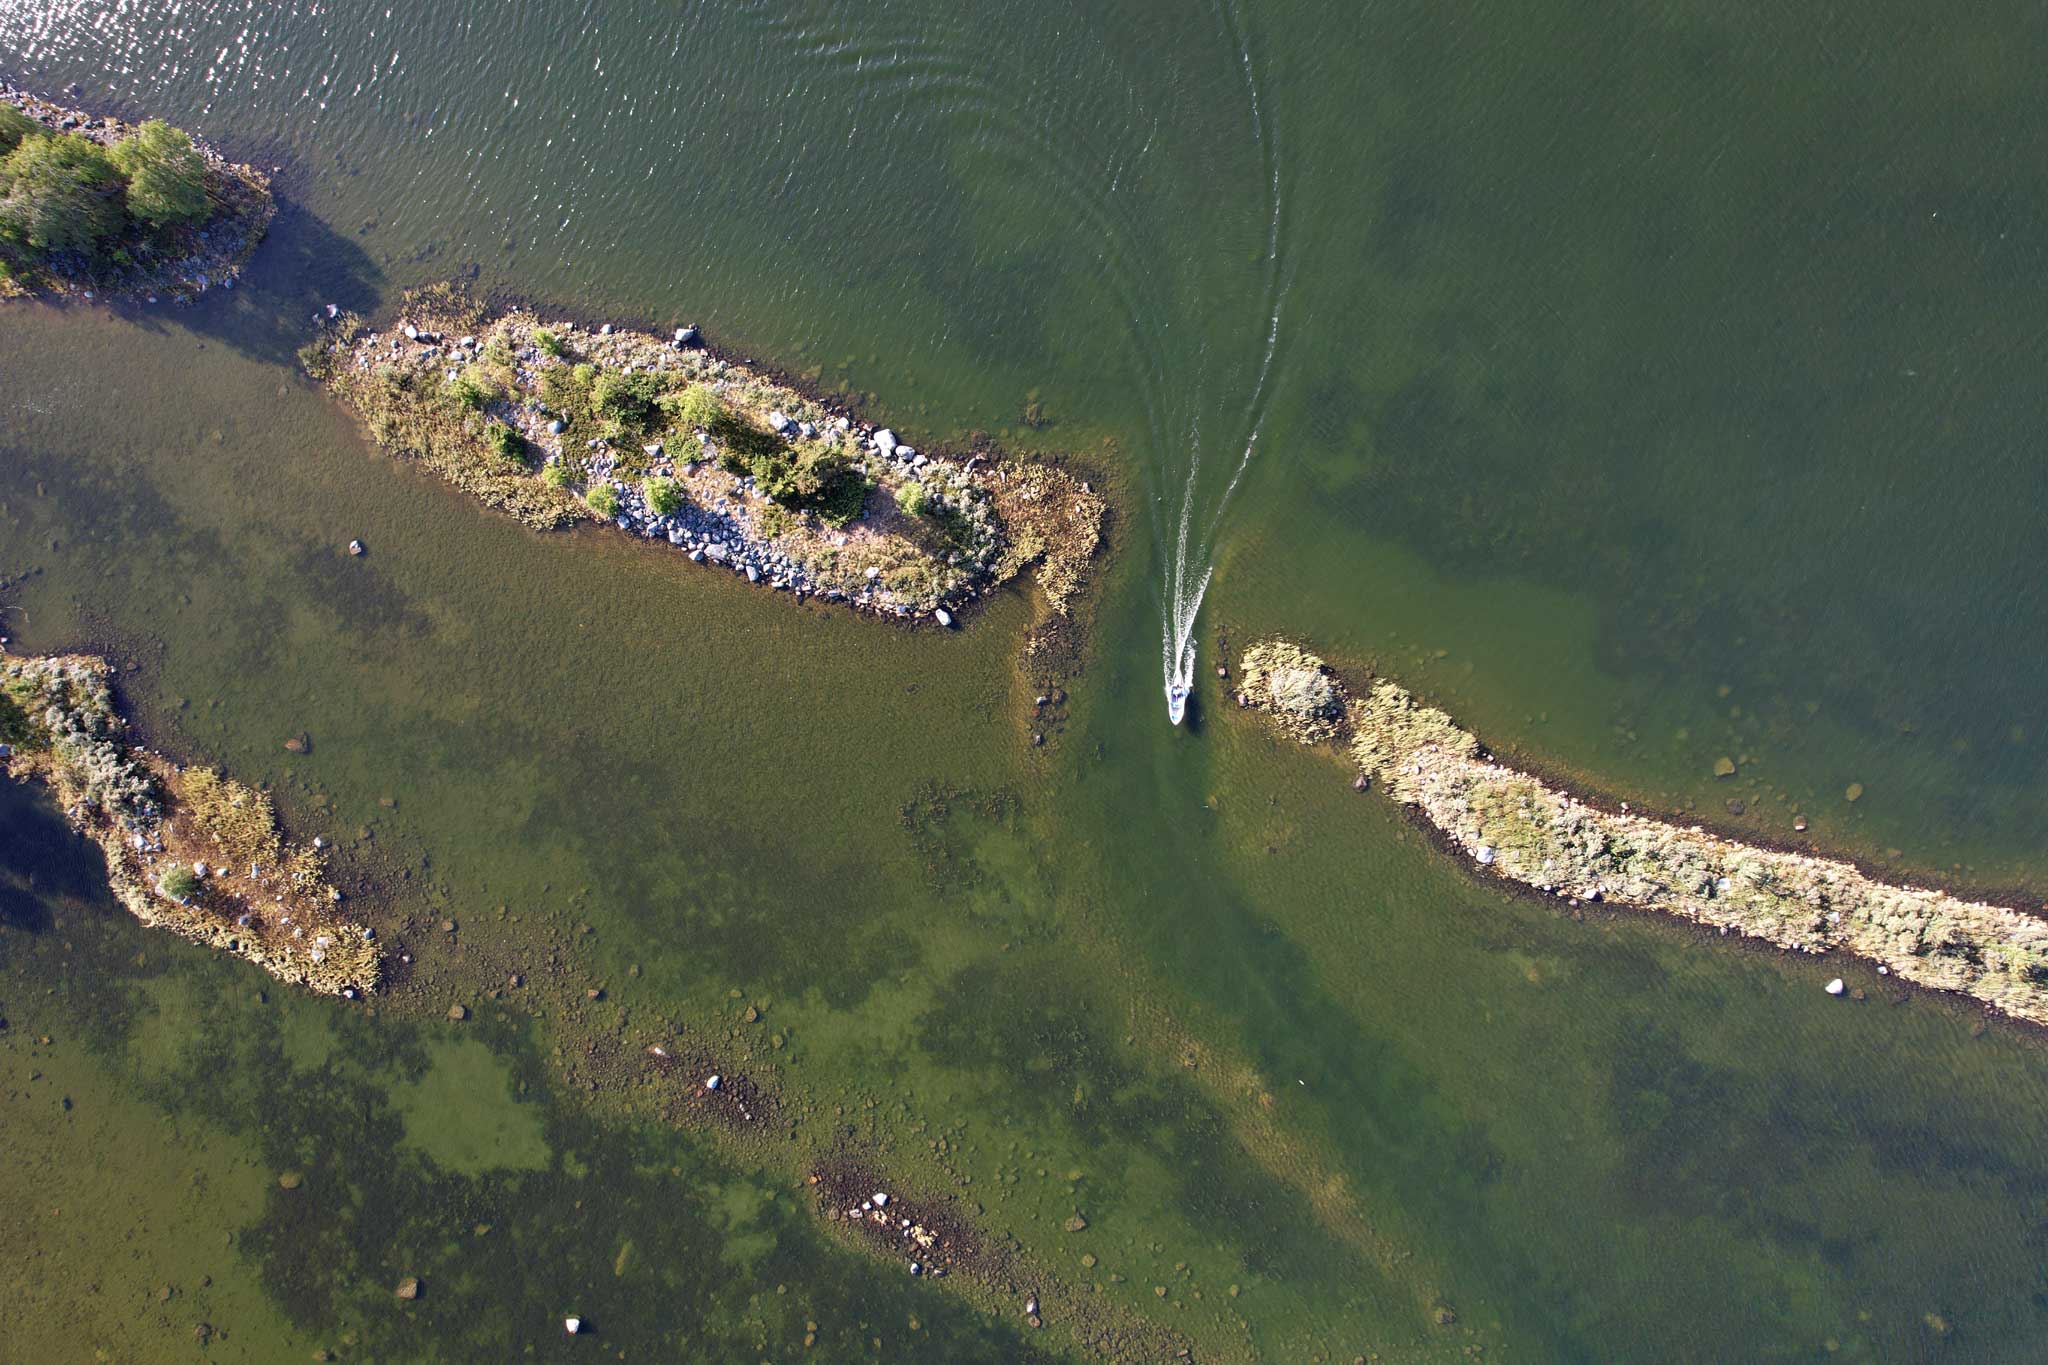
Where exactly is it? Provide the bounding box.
[1160,0,1291,724]
[740,0,1289,727]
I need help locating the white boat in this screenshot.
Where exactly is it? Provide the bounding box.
[1167,683,1190,725]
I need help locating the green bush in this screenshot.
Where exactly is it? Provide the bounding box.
[157,863,202,902]
[542,462,572,490]
[482,419,521,462]
[444,370,494,410]
[0,102,38,157]
[109,120,208,228]
[668,383,724,431]
[532,327,566,358]
[589,369,666,432]
[810,469,873,527]
[0,131,124,254]
[536,365,581,411]
[585,484,620,518]
[894,480,930,517]
[643,475,683,517]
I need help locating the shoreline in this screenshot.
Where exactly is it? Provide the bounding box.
[0,85,275,303]
[301,285,1106,633]
[1,650,378,996]
[1234,639,2048,1027]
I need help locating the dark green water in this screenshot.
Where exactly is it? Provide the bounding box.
[6,0,2048,1359]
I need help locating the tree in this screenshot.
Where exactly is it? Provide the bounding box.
[110,120,209,228]
[0,101,39,156]
[0,132,124,254]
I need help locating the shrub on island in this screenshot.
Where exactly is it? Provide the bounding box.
[157,863,202,903]
[895,480,931,517]
[482,419,522,462]
[542,462,572,490]
[589,368,667,434]
[668,383,724,432]
[532,326,567,358]
[445,370,495,411]
[643,475,682,517]
[585,484,620,518]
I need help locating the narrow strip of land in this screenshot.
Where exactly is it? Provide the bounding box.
[2,652,377,996]
[1236,639,2048,1025]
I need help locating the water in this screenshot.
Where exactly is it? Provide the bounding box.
[7,0,2048,1360]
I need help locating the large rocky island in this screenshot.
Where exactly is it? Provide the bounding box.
[0,88,273,301]
[302,288,1105,634]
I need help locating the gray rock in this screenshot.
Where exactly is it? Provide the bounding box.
[548,419,564,434]
[933,608,954,628]
[768,410,793,435]
[872,429,898,455]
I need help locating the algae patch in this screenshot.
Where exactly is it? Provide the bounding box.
[391,1035,551,1177]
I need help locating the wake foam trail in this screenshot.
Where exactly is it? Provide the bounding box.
[1162,0,1289,723]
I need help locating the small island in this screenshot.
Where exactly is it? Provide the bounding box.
[0,86,274,301]
[1,650,377,996]
[1236,639,2048,1027]
[300,288,1105,628]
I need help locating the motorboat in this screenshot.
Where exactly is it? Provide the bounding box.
[1166,682,1190,725]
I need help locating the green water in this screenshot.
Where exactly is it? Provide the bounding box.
[6,0,2048,1359]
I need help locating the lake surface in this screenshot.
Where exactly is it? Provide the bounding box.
[5,0,2048,1359]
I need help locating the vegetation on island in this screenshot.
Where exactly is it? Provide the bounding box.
[0,93,273,299]
[301,286,1108,631]
[1235,637,2048,1027]
[2,651,378,995]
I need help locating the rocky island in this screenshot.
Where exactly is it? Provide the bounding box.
[1,650,377,996]
[1237,638,2048,1027]
[301,288,1105,630]
[0,87,274,301]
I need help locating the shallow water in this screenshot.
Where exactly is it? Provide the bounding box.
[6,0,2048,1360]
